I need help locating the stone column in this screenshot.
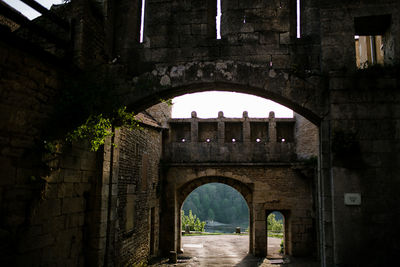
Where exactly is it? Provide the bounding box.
[243,111,250,143]
[254,205,267,257]
[268,111,276,143]
[218,111,225,144]
[190,111,198,142]
[159,179,177,257]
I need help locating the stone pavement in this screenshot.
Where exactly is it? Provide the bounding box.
[149,235,318,267]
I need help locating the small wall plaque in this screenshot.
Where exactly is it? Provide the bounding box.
[344,193,361,206]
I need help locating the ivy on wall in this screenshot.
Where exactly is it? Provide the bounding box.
[44,69,141,152]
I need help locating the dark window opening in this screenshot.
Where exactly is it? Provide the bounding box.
[139,0,146,43]
[199,122,218,142]
[170,122,191,142]
[354,14,392,68]
[296,0,301,38]
[225,122,243,143]
[276,122,294,143]
[251,122,268,143]
[216,0,221,39]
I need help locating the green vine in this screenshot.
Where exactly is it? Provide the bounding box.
[44,69,143,152]
[60,106,142,152]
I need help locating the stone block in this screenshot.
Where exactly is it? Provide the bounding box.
[239,23,254,33]
[19,233,55,252]
[238,33,259,44]
[279,32,290,45]
[66,213,85,228]
[62,198,85,214]
[62,169,82,183]
[80,156,97,171]
[58,183,74,198]
[61,155,81,170]
[36,199,62,218]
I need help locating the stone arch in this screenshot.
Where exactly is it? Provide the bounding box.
[174,176,255,254]
[177,176,252,209]
[117,61,324,125]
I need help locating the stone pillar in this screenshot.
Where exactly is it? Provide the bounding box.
[243,111,250,143]
[249,202,255,254]
[218,111,225,145]
[191,111,198,142]
[160,180,177,257]
[254,206,267,257]
[268,111,276,143]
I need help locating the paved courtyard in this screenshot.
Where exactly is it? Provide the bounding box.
[149,235,318,267]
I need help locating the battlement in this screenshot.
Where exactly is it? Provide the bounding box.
[163,111,299,163]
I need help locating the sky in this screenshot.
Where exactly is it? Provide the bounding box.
[3,0,63,20]
[171,91,293,119]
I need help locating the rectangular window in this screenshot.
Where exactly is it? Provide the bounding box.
[199,122,218,142]
[355,35,384,68]
[139,0,146,43]
[170,122,191,142]
[250,122,268,142]
[216,0,221,39]
[225,122,243,143]
[296,0,300,38]
[354,14,391,68]
[276,122,294,143]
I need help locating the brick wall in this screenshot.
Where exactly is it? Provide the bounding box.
[114,125,162,266]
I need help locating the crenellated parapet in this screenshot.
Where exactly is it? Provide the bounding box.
[163,111,300,163]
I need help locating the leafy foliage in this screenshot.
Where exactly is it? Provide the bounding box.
[267,213,283,233]
[182,183,249,225]
[65,107,142,151]
[44,69,142,152]
[181,210,206,232]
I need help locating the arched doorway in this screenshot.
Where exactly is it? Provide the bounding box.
[94,87,321,264]
[176,177,254,255]
[180,183,250,260]
[267,211,287,260]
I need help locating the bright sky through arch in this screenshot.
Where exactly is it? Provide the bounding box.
[171,91,293,119]
[3,0,63,20]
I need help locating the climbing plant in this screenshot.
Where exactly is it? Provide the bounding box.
[44,69,142,152]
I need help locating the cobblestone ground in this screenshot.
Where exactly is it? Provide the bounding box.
[149,235,318,267]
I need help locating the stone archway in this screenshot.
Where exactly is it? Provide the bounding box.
[111,61,324,260]
[113,61,324,125]
[177,176,254,254]
[161,163,317,259]
[160,170,256,256]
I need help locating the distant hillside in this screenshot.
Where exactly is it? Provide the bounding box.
[182,183,249,224]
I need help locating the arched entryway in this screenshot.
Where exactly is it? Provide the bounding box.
[159,174,255,256]
[179,182,251,262]
[178,177,253,254]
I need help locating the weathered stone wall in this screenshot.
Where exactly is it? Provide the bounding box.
[162,164,316,257]
[114,124,163,266]
[165,112,319,163]
[164,113,298,163]
[0,40,101,267]
[145,102,172,127]
[294,113,318,160]
[318,1,400,266]
[2,0,400,266]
